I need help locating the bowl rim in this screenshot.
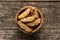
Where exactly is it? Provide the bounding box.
[15,6,43,34]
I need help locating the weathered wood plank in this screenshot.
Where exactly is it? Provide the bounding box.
[0,28,60,35]
[0,29,60,40]
[0,31,60,40]
[0,30,17,34]
[0,2,60,10]
[0,0,60,2]
[42,8,60,29]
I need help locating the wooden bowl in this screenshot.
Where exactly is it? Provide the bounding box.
[15,6,43,34]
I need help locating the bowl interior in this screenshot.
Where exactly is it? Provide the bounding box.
[15,6,43,34]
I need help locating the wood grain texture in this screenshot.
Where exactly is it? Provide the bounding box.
[0,1,60,40]
[0,2,60,10]
[0,0,60,2]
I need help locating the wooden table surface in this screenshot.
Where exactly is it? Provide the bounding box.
[0,0,60,40]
